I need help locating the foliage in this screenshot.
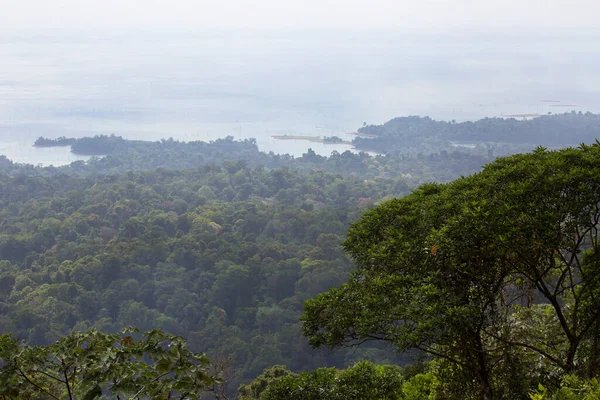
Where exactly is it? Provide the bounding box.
[238,365,293,400]
[401,371,437,400]
[0,328,224,399]
[240,360,404,400]
[530,375,600,400]
[302,144,600,399]
[0,163,408,390]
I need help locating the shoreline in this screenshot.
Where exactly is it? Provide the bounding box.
[271,135,353,146]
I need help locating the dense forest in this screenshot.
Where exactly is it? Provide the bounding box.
[2,113,600,399]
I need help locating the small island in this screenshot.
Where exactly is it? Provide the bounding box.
[322,136,345,143]
[33,136,77,147]
[33,134,124,156]
[271,134,352,145]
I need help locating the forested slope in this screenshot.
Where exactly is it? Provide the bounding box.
[0,165,411,388]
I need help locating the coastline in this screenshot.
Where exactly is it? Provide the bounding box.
[271,135,353,145]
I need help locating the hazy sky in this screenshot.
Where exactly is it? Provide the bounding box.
[1,0,599,35]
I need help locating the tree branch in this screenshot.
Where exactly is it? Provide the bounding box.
[63,369,73,400]
[18,368,61,400]
[414,345,468,368]
[30,368,66,385]
[483,329,566,370]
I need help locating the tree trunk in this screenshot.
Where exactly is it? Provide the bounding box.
[474,334,494,400]
[589,317,600,378]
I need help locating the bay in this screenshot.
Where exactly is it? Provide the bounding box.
[1,31,599,166]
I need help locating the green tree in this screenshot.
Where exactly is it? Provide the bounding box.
[238,365,292,400]
[302,145,600,399]
[242,361,403,400]
[0,328,226,399]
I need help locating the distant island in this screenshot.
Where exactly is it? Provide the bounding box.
[271,134,352,146]
[34,134,124,155]
[322,136,346,144]
[33,136,77,147]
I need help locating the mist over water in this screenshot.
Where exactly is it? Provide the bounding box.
[1,31,599,165]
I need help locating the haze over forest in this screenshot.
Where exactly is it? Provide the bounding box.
[2,1,600,399]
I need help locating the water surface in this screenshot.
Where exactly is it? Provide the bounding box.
[1,31,599,165]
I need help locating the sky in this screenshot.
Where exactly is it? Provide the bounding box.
[1,0,599,35]
[1,0,600,165]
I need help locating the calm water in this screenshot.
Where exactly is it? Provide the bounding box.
[1,31,599,166]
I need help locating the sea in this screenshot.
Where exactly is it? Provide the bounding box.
[1,30,599,166]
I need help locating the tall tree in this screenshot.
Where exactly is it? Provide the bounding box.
[302,145,600,399]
